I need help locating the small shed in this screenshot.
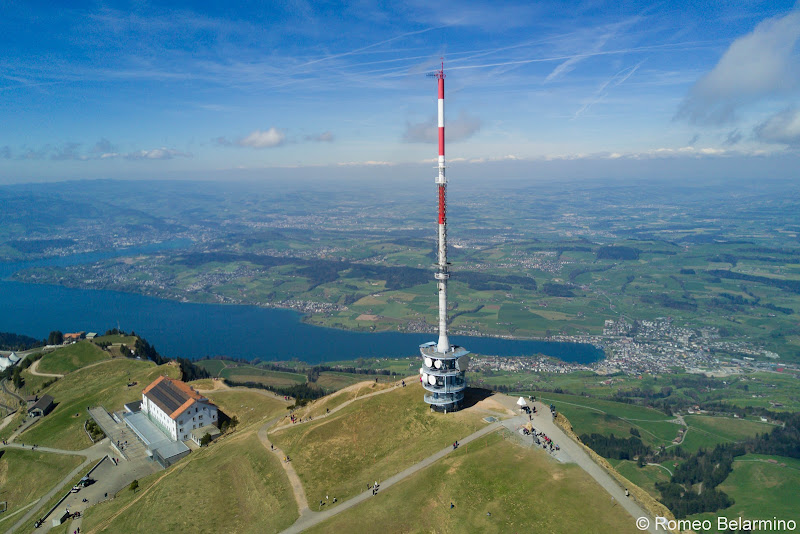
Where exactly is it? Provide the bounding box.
[28,394,55,417]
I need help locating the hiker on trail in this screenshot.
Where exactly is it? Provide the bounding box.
[625,489,629,497]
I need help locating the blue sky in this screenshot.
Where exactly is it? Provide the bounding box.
[1,0,799,183]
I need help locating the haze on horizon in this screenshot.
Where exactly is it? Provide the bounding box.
[1,0,799,185]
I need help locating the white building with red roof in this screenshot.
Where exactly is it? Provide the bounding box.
[141,376,218,442]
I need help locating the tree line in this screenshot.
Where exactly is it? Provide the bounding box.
[579,432,651,460]
[0,331,41,351]
[656,413,800,518]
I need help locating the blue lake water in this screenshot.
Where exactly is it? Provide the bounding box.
[0,244,604,364]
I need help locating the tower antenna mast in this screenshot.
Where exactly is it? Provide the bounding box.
[419,61,470,413]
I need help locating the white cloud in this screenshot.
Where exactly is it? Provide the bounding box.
[403,111,481,143]
[677,10,800,125]
[237,128,286,148]
[754,107,800,146]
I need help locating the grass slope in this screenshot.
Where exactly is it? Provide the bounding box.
[19,360,180,450]
[37,341,111,375]
[689,454,800,525]
[294,380,394,419]
[0,448,83,520]
[204,389,288,429]
[270,383,485,504]
[308,432,641,534]
[81,432,297,534]
[612,460,670,499]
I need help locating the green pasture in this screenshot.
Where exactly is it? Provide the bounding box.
[37,341,111,375]
[308,431,641,534]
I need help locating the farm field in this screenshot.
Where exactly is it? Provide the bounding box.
[680,415,775,452]
[196,360,307,388]
[220,365,306,388]
[530,392,679,449]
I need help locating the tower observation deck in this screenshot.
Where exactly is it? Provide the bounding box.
[419,63,469,412]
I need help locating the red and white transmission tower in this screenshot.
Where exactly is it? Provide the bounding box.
[434,62,449,354]
[419,62,470,413]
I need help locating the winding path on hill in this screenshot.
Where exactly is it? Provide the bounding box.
[27,358,64,378]
[257,380,404,519]
[0,379,24,403]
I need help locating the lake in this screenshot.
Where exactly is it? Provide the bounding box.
[0,244,604,364]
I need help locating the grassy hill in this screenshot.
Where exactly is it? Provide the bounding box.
[19,359,180,450]
[307,431,642,534]
[204,389,289,429]
[79,432,296,534]
[0,448,83,522]
[37,340,111,375]
[270,383,487,505]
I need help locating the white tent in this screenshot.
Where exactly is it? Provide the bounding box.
[516,397,527,407]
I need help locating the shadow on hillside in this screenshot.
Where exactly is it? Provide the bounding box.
[461,387,494,410]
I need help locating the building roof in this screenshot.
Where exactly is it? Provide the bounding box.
[124,411,189,460]
[29,394,54,413]
[142,376,210,420]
